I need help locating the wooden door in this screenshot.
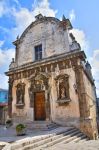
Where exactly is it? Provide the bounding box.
[34,92,46,121]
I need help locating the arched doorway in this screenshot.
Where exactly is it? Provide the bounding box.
[28,72,51,121]
[34,91,46,121]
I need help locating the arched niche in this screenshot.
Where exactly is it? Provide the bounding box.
[55,74,71,104]
[15,81,26,108]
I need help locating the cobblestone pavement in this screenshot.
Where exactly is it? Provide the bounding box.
[0,125,69,143]
[0,125,55,143]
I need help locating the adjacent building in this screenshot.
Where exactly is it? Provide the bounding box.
[0,88,8,124]
[6,14,98,139]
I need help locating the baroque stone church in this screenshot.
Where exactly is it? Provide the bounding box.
[6,14,98,139]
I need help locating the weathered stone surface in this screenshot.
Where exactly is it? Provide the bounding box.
[6,14,98,139]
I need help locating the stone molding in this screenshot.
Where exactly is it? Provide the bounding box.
[6,51,86,72]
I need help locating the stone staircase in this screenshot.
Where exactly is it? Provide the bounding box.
[3,127,89,150]
[25,121,60,130]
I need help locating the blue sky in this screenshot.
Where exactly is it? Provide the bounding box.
[0,0,99,96]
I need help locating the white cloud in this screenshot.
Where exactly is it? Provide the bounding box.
[0,74,8,89]
[89,49,99,97]
[0,50,6,66]
[11,0,57,37]
[0,41,15,66]
[0,40,6,66]
[0,46,15,89]
[0,0,57,37]
[32,0,57,17]
[0,0,9,17]
[69,9,76,22]
[0,48,15,67]
[11,7,34,36]
[0,1,5,17]
[70,28,89,51]
[68,9,89,51]
[13,0,20,6]
[0,41,15,89]
[0,40,4,48]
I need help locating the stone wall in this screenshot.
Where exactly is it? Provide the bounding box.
[16,20,70,66]
[81,71,98,139]
[50,68,80,127]
[11,67,80,128]
[12,79,33,123]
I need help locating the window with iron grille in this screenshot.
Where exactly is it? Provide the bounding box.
[35,44,42,61]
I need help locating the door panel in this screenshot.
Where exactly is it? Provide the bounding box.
[34,92,46,121]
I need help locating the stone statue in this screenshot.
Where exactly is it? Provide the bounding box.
[16,82,25,105]
[60,87,66,99]
[55,75,69,100]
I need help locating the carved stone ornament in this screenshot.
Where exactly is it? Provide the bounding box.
[16,82,26,108]
[55,74,70,104]
[28,72,50,107]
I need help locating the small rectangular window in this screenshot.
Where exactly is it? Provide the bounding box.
[35,44,42,61]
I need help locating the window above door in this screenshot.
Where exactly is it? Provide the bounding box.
[35,44,42,61]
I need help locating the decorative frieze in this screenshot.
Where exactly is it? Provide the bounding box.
[8,56,80,83]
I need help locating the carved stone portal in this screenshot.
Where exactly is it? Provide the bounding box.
[28,72,51,120]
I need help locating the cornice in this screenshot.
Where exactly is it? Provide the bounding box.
[5,50,86,75]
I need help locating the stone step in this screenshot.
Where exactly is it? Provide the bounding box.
[20,128,78,150]
[2,127,89,150]
[6,127,74,150]
[41,134,88,150]
[31,129,81,150]
[73,134,90,143]
[47,123,60,130]
[78,137,90,143]
[34,130,89,150]
[71,134,87,143]
[61,132,87,144]
[26,121,60,130]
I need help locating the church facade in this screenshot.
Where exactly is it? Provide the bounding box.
[6,14,98,139]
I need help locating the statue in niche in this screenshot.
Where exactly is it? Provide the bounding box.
[59,79,66,99]
[60,87,66,99]
[56,75,69,100]
[16,82,25,105]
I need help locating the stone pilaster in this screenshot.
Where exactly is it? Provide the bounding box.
[8,78,14,118]
[74,65,98,139]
